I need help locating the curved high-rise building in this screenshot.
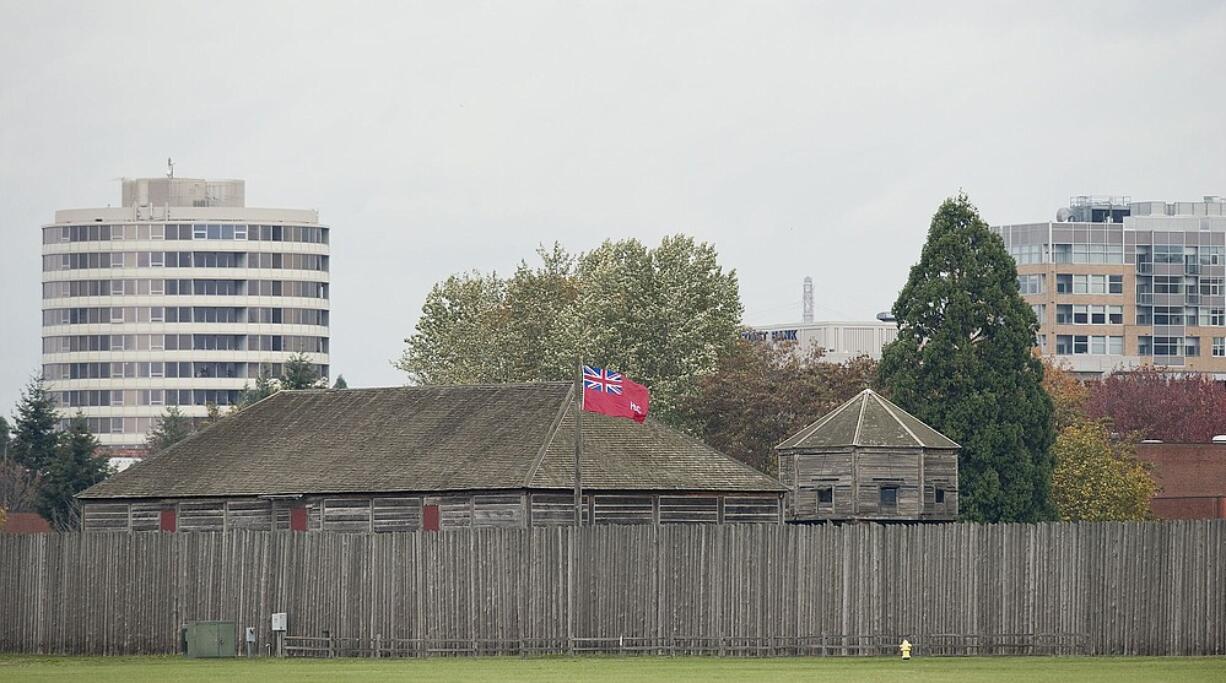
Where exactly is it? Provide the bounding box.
[41,176,330,451]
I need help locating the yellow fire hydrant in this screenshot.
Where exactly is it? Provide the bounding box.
[899,639,912,660]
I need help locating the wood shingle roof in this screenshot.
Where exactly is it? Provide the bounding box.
[775,389,959,451]
[81,383,783,500]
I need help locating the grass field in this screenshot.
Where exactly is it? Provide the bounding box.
[2,655,1225,682]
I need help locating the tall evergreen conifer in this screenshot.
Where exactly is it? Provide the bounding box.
[879,195,1054,522]
[280,352,323,390]
[147,406,194,453]
[38,413,108,530]
[10,376,60,473]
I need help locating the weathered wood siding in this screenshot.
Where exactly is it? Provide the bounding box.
[2,522,1223,656]
[783,447,958,522]
[372,497,422,532]
[921,450,958,519]
[82,491,783,532]
[790,450,855,519]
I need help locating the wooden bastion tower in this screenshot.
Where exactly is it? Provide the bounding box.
[776,389,960,523]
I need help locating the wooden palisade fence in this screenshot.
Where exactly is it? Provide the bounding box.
[1,521,1223,657]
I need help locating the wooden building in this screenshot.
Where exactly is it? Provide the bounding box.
[775,389,959,523]
[78,383,784,532]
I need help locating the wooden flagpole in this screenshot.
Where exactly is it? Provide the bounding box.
[573,361,583,527]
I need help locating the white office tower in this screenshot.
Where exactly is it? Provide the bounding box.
[41,176,330,451]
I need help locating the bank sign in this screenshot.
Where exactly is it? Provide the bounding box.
[742,329,799,342]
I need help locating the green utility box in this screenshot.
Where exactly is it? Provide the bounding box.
[182,621,236,658]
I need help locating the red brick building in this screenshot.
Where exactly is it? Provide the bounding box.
[0,512,52,534]
[1135,443,1226,519]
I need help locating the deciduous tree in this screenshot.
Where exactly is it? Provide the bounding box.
[0,459,41,515]
[879,195,1055,522]
[1050,420,1156,521]
[1085,368,1226,443]
[676,340,878,474]
[1041,358,1089,432]
[0,415,10,460]
[396,237,742,426]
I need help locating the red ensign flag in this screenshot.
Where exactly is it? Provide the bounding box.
[581,366,650,423]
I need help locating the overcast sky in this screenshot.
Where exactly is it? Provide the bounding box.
[2,1,1225,413]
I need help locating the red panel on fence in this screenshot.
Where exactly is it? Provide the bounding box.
[159,508,176,533]
[423,504,440,532]
[290,506,308,532]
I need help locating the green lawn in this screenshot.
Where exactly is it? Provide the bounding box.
[1,655,1224,682]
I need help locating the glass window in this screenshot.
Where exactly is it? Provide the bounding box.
[1109,275,1123,294]
[1139,336,1152,356]
[1154,336,1181,356]
[1073,305,1088,325]
[1213,338,1225,357]
[1090,305,1106,325]
[879,486,898,508]
[1056,274,1073,294]
[1017,274,1043,295]
[1154,276,1183,294]
[818,487,833,505]
[1056,304,1073,325]
[1090,336,1106,354]
[1108,336,1124,355]
[1031,304,1045,323]
[1073,335,1089,354]
[1185,337,1200,357]
[1108,305,1124,325]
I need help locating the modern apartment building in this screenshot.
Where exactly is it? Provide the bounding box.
[992,195,1226,378]
[41,175,330,449]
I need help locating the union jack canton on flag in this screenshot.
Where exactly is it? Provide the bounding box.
[580,365,650,423]
[582,366,624,394]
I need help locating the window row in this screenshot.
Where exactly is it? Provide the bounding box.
[1055,304,1124,325]
[1135,306,1226,327]
[1051,243,1124,264]
[1137,275,1226,298]
[42,279,329,299]
[56,389,243,408]
[1139,336,1203,357]
[43,251,329,272]
[42,306,329,327]
[44,361,329,381]
[1054,335,1125,356]
[1008,244,1045,265]
[1055,274,1124,295]
[66,416,154,436]
[1017,274,1044,295]
[44,223,328,244]
[1137,245,1225,267]
[42,334,329,354]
